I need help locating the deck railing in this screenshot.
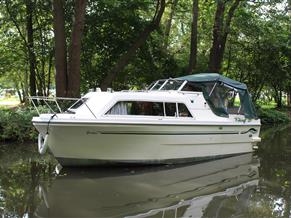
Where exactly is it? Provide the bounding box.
[27,96,80,115]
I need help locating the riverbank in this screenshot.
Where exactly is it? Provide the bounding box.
[0,106,290,142]
[257,106,291,125]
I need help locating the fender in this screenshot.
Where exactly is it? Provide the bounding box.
[38,133,49,155]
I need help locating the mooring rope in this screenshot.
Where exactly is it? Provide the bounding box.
[46,113,57,135]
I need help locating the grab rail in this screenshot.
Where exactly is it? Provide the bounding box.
[28,96,98,118]
[28,96,80,115]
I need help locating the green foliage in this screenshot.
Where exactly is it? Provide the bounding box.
[0,0,290,106]
[80,0,182,91]
[0,107,39,142]
[225,1,290,104]
[257,107,290,125]
[0,0,54,100]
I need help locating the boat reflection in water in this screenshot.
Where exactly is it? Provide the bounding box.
[36,153,259,218]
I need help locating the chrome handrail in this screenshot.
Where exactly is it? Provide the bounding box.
[28,96,98,118]
[27,96,80,115]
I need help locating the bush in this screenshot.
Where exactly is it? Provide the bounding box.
[257,107,290,125]
[0,107,39,142]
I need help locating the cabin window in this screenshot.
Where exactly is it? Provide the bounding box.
[178,103,192,117]
[165,103,192,117]
[181,83,203,92]
[106,101,192,118]
[226,91,244,115]
[106,102,129,115]
[165,103,176,116]
[106,101,164,116]
[203,82,247,117]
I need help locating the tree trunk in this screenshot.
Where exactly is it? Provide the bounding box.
[25,0,36,96]
[208,0,225,73]
[226,42,232,74]
[208,0,241,73]
[47,50,53,96]
[287,87,291,106]
[100,0,166,90]
[53,0,68,97]
[278,90,282,108]
[219,0,240,67]
[187,0,199,74]
[164,0,178,50]
[273,86,282,108]
[67,0,87,98]
[24,69,29,102]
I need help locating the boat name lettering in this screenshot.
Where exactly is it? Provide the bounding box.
[235,117,247,123]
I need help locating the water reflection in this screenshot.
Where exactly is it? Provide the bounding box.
[254,124,291,218]
[35,153,259,217]
[0,143,57,217]
[0,124,290,217]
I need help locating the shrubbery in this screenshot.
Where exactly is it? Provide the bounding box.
[0,107,39,142]
[257,107,290,125]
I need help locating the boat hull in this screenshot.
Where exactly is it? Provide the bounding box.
[33,121,261,166]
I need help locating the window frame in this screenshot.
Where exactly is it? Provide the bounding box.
[104,100,193,118]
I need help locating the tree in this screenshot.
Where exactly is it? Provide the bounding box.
[25,0,36,96]
[100,0,166,90]
[187,0,199,74]
[163,0,178,50]
[53,0,67,97]
[53,0,87,97]
[2,0,54,99]
[67,0,87,97]
[208,0,241,73]
[4,0,37,96]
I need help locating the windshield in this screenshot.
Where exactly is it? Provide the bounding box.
[69,98,88,110]
[161,80,184,90]
[150,80,165,90]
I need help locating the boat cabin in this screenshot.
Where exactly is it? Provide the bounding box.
[65,73,257,121]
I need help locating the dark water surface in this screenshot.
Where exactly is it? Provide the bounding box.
[0,125,290,218]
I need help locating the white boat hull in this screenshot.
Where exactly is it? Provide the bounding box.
[33,121,261,166]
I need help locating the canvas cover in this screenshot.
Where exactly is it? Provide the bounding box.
[176,73,257,119]
[177,73,247,90]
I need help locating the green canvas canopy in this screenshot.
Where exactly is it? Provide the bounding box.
[176,73,258,119]
[176,73,247,90]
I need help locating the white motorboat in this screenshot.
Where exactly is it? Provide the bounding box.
[31,73,261,166]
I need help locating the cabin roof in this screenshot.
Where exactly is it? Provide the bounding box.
[85,90,202,104]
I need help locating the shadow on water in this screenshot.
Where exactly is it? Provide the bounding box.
[0,124,290,217]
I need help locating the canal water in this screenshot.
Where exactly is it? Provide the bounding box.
[0,125,290,218]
